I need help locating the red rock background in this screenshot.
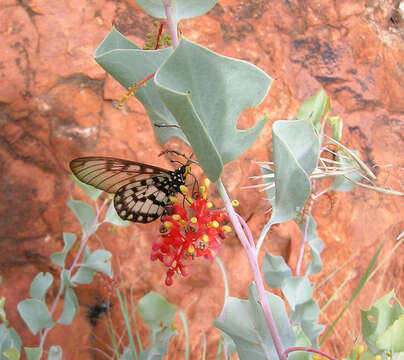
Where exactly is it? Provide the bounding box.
[0,0,403,359]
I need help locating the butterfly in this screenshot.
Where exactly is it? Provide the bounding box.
[70,156,190,223]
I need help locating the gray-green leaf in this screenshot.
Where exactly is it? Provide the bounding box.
[281,277,313,311]
[94,29,183,144]
[296,90,329,130]
[288,326,311,360]
[2,347,20,360]
[29,273,53,301]
[67,200,97,235]
[269,119,318,224]
[47,346,62,360]
[70,174,102,201]
[292,300,324,345]
[50,233,76,268]
[57,287,78,325]
[0,325,22,360]
[136,0,217,21]
[70,266,94,285]
[17,300,54,335]
[138,292,176,331]
[155,38,271,181]
[214,283,295,359]
[139,329,177,360]
[24,348,42,360]
[262,253,292,289]
[295,217,323,275]
[104,201,130,227]
[361,290,404,354]
[81,249,112,277]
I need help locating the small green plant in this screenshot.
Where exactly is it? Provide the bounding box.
[15,194,116,359]
[0,277,22,360]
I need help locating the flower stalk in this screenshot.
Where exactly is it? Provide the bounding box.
[216,179,286,360]
[284,346,337,360]
[162,0,179,48]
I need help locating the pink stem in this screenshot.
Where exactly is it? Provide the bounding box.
[295,214,309,276]
[236,213,255,248]
[217,179,285,360]
[162,0,179,48]
[284,347,337,360]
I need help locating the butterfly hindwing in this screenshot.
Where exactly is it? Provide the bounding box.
[70,156,188,223]
[114,176,174,223]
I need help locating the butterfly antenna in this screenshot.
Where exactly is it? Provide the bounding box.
[186,152,195,166]
[159,149,199,165]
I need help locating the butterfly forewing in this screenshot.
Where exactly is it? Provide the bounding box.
[70,156,187,223]
[70,157,171,193]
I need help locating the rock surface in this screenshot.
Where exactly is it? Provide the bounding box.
[0,0,403,358]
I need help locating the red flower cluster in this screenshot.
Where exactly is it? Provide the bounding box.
[150,182,231,286]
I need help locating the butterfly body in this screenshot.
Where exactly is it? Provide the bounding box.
[70,157,188,223]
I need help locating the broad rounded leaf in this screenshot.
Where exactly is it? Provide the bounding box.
[94,29,184,144]
[57,287,78,325]
[214,283,295,359]
[17,299,54,335]
[299,321,324,347]
[289,326,311,360]
[155,38,271,181]
[119,348,132,360]
[282,277,313,311]
[269,120,318,224]
[375,314,404,352]
[292,300,324,344]
[306,238,324,275]
[138,292,176,330]
[82,249,112,277]
[222,333,236,358]
[67,200,97,235]
[104,202,130,227]
[3,347,20,360]
[296,90,329,130]
[136,0,217,21]
[47,346,63,360]
[293,300,320,323]
[70,247,94,284]
[295,217,323,275]
[139,329,177,360]
[0,324,22,358]
[29,273,53,301]
[262,253,292,289]
[50,233,76,268]
[24,348,42,360]
[361,290,404,354]
[328,116,342,141]
[71,174,102,201]
[70,267,94,285]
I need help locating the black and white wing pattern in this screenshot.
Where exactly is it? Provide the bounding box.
[70,156,188,223]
